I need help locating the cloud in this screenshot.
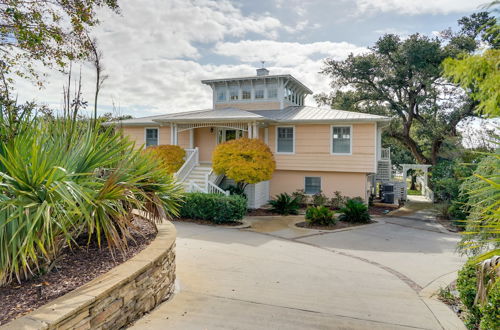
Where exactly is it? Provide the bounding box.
[213,40,367,66]
[13,0,364,117]
[355,0,486,15]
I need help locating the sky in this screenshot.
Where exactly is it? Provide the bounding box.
[14,0,491,118]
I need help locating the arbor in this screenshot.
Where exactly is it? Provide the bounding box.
[212,138,276,191]
[0,0,119,95]
[316,13,498,165]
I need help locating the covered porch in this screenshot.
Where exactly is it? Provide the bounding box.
[164,121,269,163]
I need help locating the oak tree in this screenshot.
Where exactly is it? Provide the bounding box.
[316,13,498,165]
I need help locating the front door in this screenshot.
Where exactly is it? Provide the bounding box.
[217,128,242,144]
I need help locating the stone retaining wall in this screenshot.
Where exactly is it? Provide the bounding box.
[3,219,176,330]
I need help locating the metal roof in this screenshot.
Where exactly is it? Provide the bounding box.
[250,106,389,122]
[201,74,313,94]
[114,106,389,126]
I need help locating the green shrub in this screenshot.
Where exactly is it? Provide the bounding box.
[350,196,364,204]
[179,193,246,223]
[292,189,308,206]
[226,185,247,199]
[269,193,300,215]
[437,202,451,220]
[330,191,347,210]
[480,280,500,330]
[338,199,371,223]
[457,262,482,329]
[312,191,328,206]
[305,206,336,226]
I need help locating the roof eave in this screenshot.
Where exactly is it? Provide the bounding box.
[273,118,391,124]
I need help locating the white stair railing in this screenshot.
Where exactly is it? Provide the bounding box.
[175,147,198,182]
[188,180,205,193]
[204,169,229,195]
[207,181,230,195]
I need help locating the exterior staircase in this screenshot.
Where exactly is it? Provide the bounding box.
[184,164,212,191]
[174,148,228,195]
[376,148,392,182]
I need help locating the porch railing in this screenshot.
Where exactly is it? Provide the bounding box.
[175,147,198,182]
[381,147,390,160]
[205,169,229,195]
[188,180,205,193]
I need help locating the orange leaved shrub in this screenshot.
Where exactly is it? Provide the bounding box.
[212,138,275,189]
[146,145,186,174]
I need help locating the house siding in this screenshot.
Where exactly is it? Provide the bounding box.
[270,170,369,200]
[268,123,376,173]
[121,126,172,148]
[215,101,280,111]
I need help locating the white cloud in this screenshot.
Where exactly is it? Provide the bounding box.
[355,0,486,15]
[213,40,367,66]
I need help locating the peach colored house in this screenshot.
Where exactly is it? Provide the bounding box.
[117,68,391,208]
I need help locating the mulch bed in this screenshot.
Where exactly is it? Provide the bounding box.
[0,216,157,326]
[295,220,375,230]
[172,218,244,226]
[369,205,396,216]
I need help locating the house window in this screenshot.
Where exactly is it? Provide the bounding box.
[216,88,226,102]
[276,126,294,153]
[332,126,351,154]
[229,86,239,100]
[255,84,264,99]
[242,85,251,100]
[268,86,278,98]
[145,128,158,147]
[305,177,321,194]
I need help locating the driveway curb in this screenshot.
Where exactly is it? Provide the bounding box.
[419,272,466,330]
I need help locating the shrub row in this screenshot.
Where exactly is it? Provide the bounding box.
[179,193,246,223]
[291,189,364,209]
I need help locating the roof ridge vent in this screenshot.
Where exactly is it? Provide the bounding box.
[256,67,269,76]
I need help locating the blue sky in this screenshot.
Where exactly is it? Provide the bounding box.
[16,0,490,118]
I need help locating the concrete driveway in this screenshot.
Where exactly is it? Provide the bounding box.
[131,208,465,330]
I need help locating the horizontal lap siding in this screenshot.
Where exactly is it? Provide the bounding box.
[270,170,368,199]
[268,123,376,173]
[121,126,172,148]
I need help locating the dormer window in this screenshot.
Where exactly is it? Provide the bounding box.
[229,85,239,100]
[242,84,251,100]
[255,84,264,99]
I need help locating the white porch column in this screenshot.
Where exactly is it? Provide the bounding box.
[253,122,259,139]
[247,123,252,139]
[264,127,269,144]
[173,124,178,145]
[402,165,408,185]
[170,123,174,144]
[189,128,194,148]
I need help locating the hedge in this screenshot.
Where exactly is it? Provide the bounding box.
[179,193,246,223]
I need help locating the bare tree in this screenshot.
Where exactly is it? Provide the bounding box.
[86,36,109,125]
